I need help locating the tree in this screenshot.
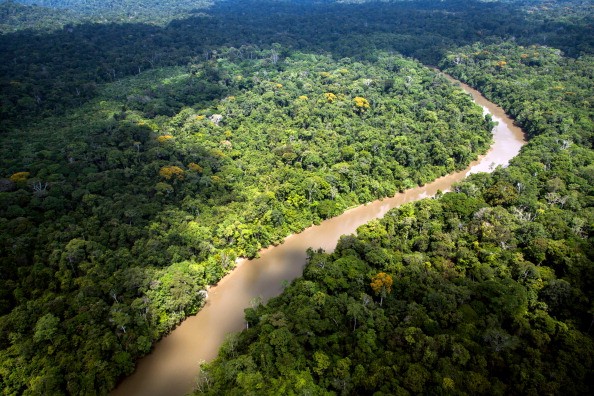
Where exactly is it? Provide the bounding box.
[9,171,30,186]
[370,272,393,306]
[347,297,365,331]
[159,166,185,180]
[33,313,59,344]
[353,96,370,113]
[324,93,337,103]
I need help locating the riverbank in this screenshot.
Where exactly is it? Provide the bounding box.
[111,72,526,396]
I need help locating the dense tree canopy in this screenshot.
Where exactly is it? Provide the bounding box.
[195,43,594,395]
[441,41,593,145]
[0,0,592,394]
[1,0,592,127]
[0,49,495,394]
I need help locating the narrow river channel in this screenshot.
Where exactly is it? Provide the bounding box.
[111,74,526,396]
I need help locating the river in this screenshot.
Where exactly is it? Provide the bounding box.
[111,74,526,396]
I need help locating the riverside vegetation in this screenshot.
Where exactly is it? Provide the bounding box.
[0,1,592,395]
[0,42,494,396]
[195,42,594,396]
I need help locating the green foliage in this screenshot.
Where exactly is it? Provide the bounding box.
[0,1,592,394]
[0,49,494,394]
[197,163,593,394]
[2,0,592,127]
[441,42,594,146]
[193,44,594,395]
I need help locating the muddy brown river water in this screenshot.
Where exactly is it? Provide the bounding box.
[111,74,526,396]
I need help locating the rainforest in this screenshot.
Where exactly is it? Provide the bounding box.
[0,1,592,395]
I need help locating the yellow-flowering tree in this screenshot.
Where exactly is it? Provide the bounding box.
[10,172,30,184]
[188,163,203,173]
[324,92,337,103]
[370,272,393,306]
[353,96,370,113]
[159,166,185,181]
[157,135,173,143]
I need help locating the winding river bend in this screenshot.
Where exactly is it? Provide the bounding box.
[111,75,526,396]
